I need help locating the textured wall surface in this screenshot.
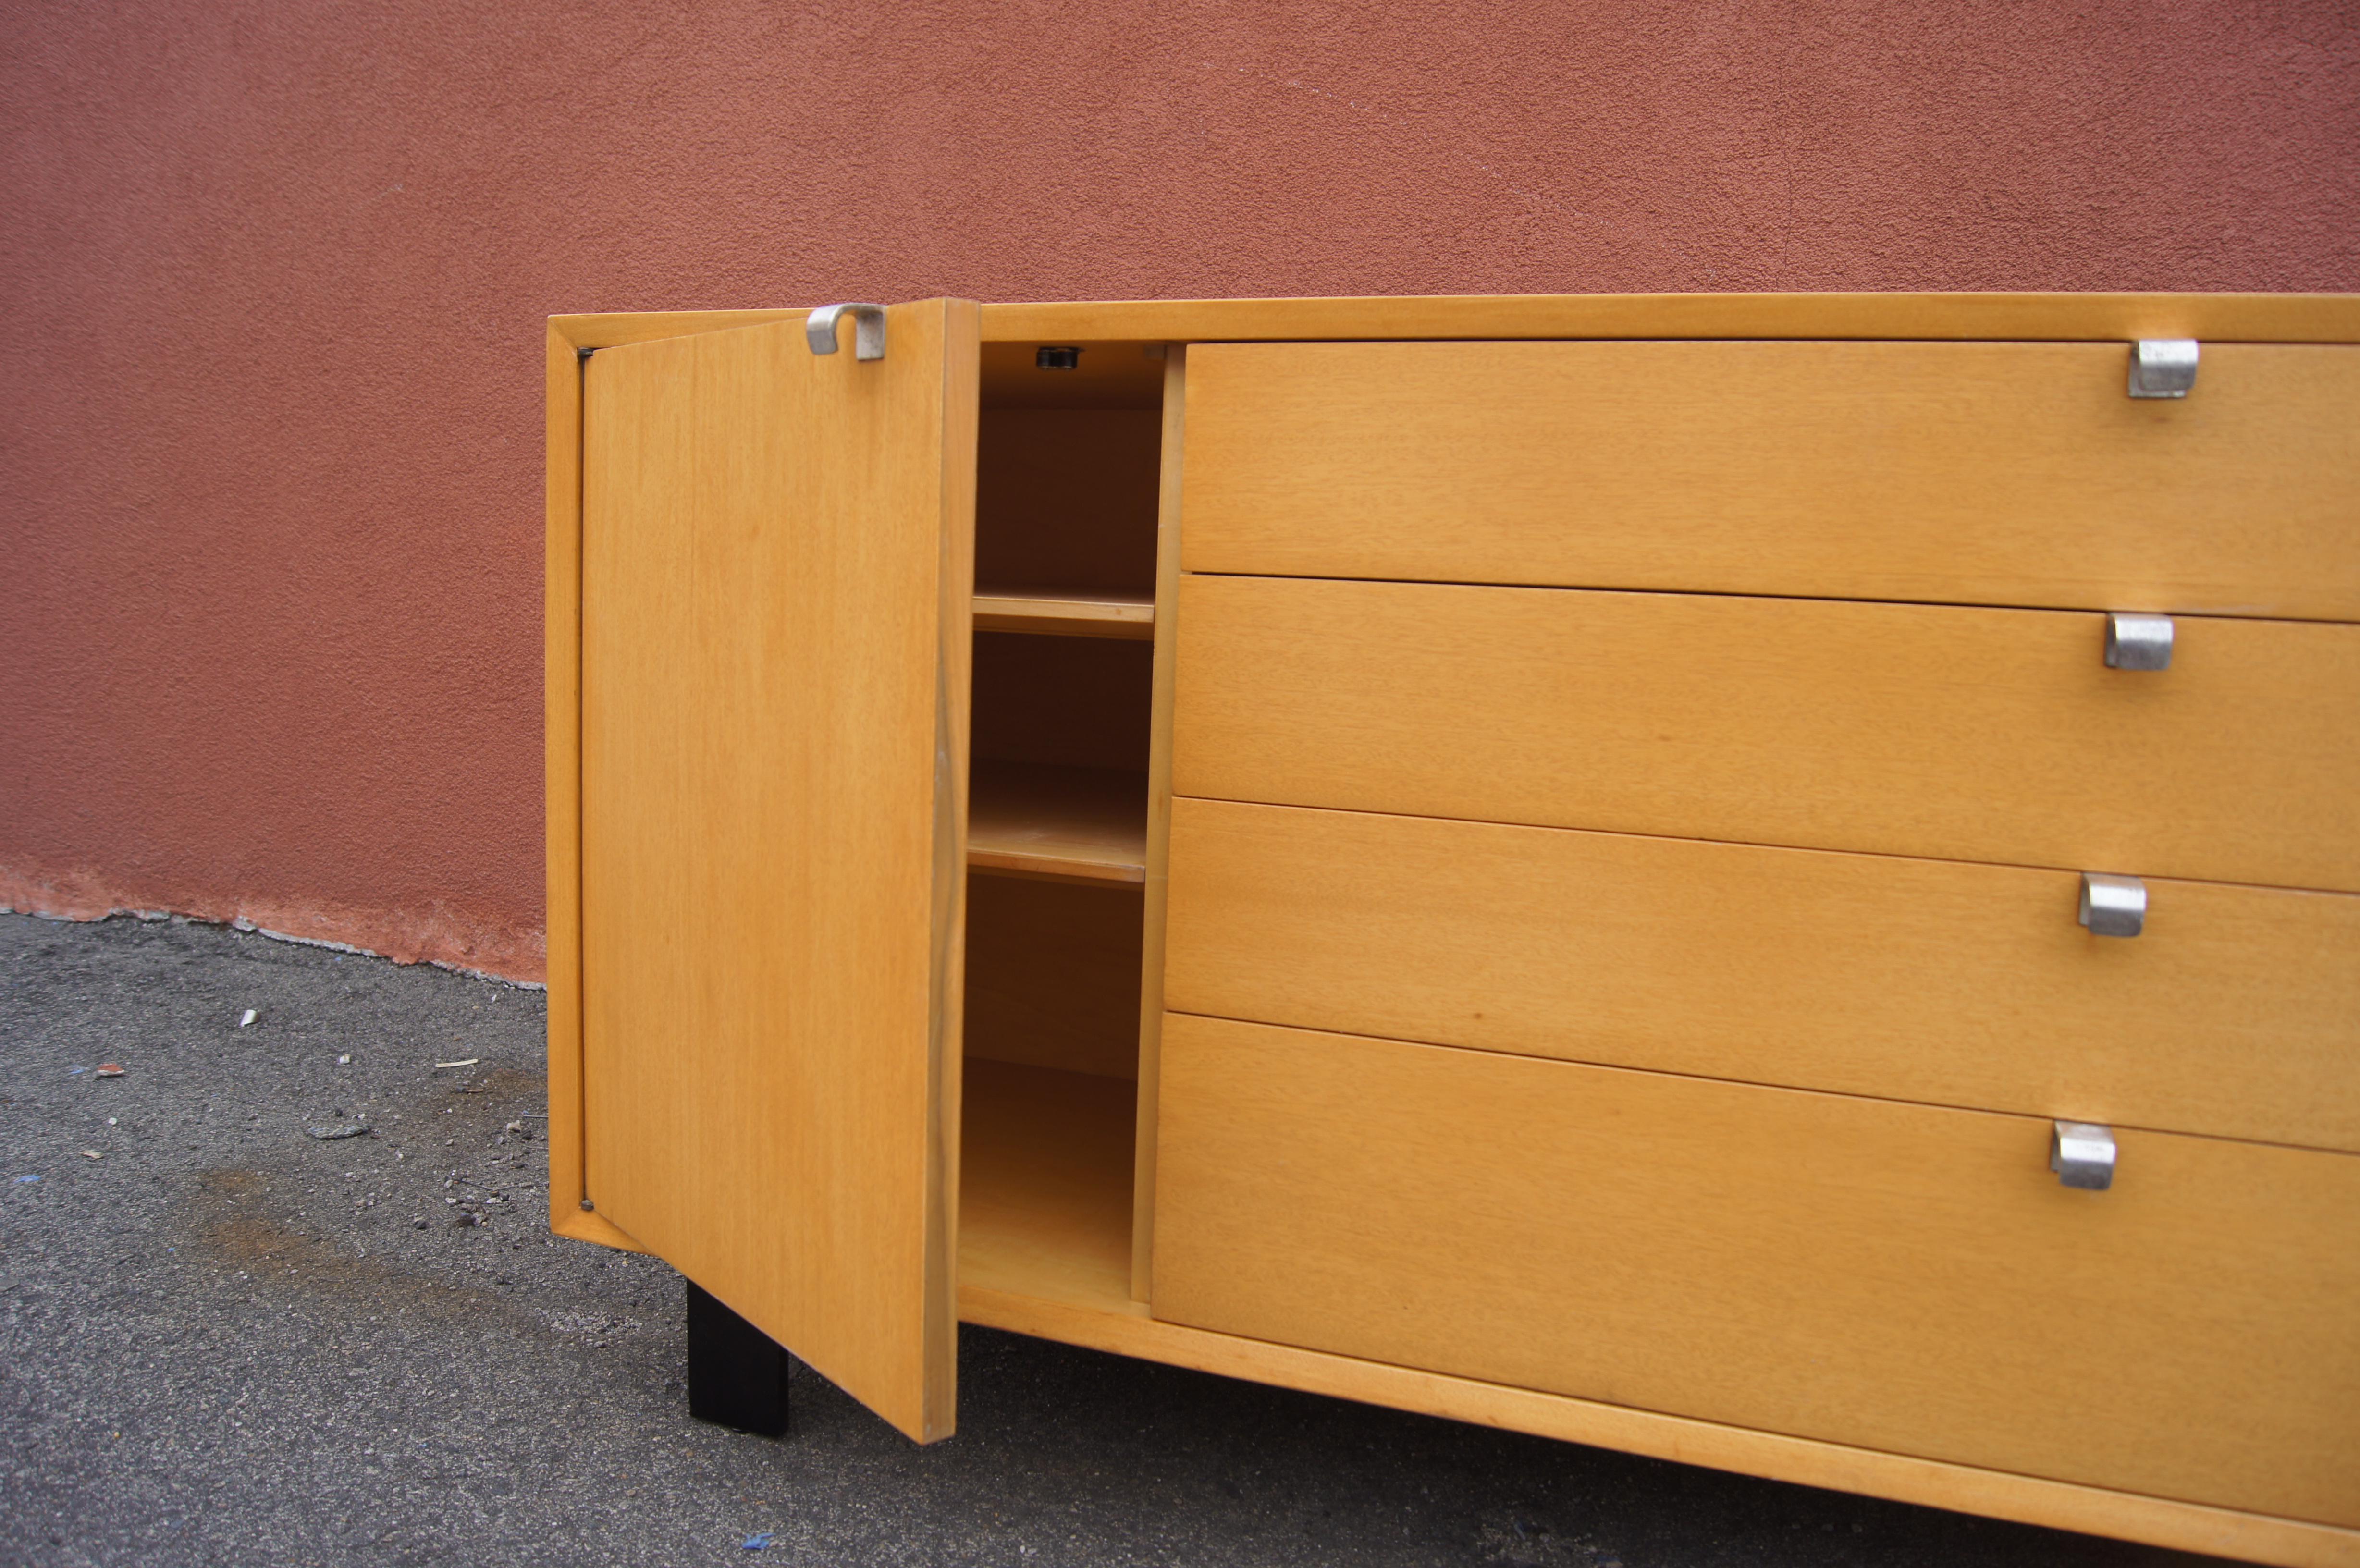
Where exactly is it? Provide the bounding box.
[3,0,2355,981]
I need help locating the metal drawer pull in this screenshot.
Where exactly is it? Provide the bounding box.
[2051,1121,2117,1190]
[806,303,887,361]
[2127,338,2199,398]
[2079,873,2147,938]
[2104,612,2174,671]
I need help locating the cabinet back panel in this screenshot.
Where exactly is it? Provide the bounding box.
[1172,576,2360,892]
[1164,797,2360,1149]
[974,632,1153,773]
[1153,1015,2360,1525]
[976,409,1162,596]
[1180,341,2360,620]
[966,873,1143,1082]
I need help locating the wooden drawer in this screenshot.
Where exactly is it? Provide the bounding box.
[1172,576,2360,893]
[1180,341,2360,620]
[1164,798,2360,1150]
[1153,1015,2360,1526]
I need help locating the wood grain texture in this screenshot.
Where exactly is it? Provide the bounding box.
[967,760,1146,884]
[978,293,2360,347]
[1153,1015,2360,1527]
[553,309,806,350]
[1181,341,2360,621]
[963,875,1143,1081]
[554,295,2360,360]
[578,301,977,1443]
[972,587,1154,639]
[543,323,588,1229]
[958,1284,2360,1568]
[926,315,980,1444]
[1173,577,2360,893]
[1164,798,2360,1150]
[974,408,1162,596]
[1132,346,1187,1301]
[959,1058,1135,1308]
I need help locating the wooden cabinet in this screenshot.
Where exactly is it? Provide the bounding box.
[547,294,2360,1567]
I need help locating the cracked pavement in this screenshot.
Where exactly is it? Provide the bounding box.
[0,912,2226,1567]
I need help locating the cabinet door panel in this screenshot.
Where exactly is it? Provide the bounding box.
[579,303,978,1442]
[1181,340,2360,620]
[1153,1015,2360,1525]
[1173,576,2360,892]
[1164,798,2360,1149]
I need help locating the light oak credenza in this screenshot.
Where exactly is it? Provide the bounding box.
[544,294,2360,1566]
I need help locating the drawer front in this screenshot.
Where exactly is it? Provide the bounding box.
[1180,340,2360,620]
[1165,798,2360,1150]
[1153,1015,2360,1525]
[1172,576,2360,892]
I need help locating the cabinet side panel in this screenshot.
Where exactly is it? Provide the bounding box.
[544,322,588,1232]
[1132,346,1187,1301]
[922,296,981,1441]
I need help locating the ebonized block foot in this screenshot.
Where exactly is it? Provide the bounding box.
[685,1278,790,1437]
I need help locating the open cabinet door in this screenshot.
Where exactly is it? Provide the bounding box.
[577,301,979,1443]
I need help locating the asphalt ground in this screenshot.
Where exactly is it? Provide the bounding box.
[0,911,2233,1568]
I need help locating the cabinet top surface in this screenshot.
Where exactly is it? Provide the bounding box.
[550,293,2360,350]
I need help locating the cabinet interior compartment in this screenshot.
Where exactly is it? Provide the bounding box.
[959,875,1140,1310]
[972,342,1165,637]
[968,632,1152,884]
[960,342,1167,1313]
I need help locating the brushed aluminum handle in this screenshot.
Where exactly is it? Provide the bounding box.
[2051,1121,2117,1190]
[806,302,887,362]
[2104,612,2174,671]
[2128,339,2198,398]
[2079,873,2147,938]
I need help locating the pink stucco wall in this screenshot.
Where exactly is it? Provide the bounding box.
[3,0,2354,981]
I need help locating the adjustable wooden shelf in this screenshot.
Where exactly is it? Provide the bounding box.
[967,760,1146,884]
[971,587,1155,639]
[547,294,2360,1568]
